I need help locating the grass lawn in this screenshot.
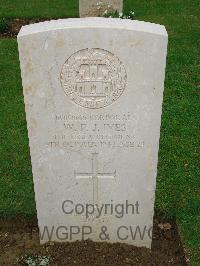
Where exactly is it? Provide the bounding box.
[0,0,199,264]
[0,0,79,18]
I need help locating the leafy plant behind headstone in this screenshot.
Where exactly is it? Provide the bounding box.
[0,18,9,34]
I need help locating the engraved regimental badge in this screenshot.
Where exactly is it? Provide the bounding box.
[60,48,127,109]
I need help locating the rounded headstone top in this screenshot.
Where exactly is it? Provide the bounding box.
[18,18,167,38]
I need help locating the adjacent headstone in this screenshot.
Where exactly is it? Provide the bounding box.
[79,0,123,17]
[18,18,168,248]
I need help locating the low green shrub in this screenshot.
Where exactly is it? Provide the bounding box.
[0,18,9,34]
[103,10,135,20]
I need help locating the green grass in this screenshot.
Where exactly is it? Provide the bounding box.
[0,0,79,18]
[0,39,35,217]
[0,0,199,264]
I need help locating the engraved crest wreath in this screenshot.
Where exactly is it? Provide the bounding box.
[60,48,127,109]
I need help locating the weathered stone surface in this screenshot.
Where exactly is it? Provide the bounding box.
[79,0,123,17]
[18,18,168,248]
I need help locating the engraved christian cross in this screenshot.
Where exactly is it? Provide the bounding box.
[74,153,116,204]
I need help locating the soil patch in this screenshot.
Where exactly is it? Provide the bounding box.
[0,18,51,38]
[0,215,187,265]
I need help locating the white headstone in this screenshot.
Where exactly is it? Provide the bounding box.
[18,18,168,248]
[79,0,123,17]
